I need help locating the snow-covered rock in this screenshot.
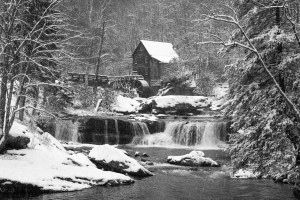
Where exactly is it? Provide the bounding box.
[0,122,134,194]
[112,94,225,115]
[134,151,140,157]
[134,114,158,122]
[112,95,140,114]
[232,169,258,179]
[137,95,212,114]
[167,150,219,167]
[89,144,153,177]
[153,95,211,108]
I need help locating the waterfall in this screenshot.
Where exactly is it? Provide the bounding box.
[139,121,227,149]
[52,117,228,148]
[104,120,108,144]
[54,120,79,142]
[115,119,120,144]
[147,121,166,134]
[131,121,151,144]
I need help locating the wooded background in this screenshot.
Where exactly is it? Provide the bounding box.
[61,0,231,79]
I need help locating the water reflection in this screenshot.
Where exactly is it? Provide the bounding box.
[0,147,296,200]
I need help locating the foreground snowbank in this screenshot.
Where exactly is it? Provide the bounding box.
[167,150,219,167]
[0,122,134,194]
[89,144,153,177]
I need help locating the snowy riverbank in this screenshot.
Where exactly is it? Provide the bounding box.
[0,122,134,194]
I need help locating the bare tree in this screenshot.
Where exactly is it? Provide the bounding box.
[0,0,67,152]
[199,1,300,121]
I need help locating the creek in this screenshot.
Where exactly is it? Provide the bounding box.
[1,116,296,200]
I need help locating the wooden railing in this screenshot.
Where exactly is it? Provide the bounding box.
[67,72,144,86]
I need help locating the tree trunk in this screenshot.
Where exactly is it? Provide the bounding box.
[276,6,285,92]
[85,66,89,88]
[0,74,14,153]
[93,21,106,94]
[19,96,25,121]
[32,86,39,116]
[0,48,9,152]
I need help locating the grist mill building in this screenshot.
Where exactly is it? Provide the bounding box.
[132,40,179,89]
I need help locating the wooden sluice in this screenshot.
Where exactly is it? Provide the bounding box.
[67,72,150,97]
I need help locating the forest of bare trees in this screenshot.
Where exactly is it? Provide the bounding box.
[61,0,231,79]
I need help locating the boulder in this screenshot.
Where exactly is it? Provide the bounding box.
[167,151,219,167]
[89,144,153,177]
[134,151,140,157]
[142,153,149,157]
[5,135,30,150]
[138,95,212,115]
[138,100,156,113]
[232,169,258,179]
[274,174,286,183]
[145,161,154,165]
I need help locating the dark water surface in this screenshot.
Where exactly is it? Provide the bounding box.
[1,147,296,200]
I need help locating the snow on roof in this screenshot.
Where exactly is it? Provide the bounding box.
[140,40,179,63]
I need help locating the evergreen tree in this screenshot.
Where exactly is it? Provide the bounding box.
[224,0,300,177]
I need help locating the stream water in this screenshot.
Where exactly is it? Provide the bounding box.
[1,147,296,200]
[0,119,297,199]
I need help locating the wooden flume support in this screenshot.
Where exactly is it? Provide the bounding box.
[67,72,150,97]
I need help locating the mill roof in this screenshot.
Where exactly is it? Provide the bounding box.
[134,40,179,63]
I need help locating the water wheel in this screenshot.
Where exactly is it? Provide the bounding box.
[110,79,150,97]
[132,80,150,97]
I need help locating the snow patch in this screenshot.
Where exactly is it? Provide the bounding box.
[152,95,211,108]
[112,95,140,113]
[0,122,133,192]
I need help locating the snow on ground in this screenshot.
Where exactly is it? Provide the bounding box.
[0,122,133,192]
[151,95,212,108]
[210,98,227,111]
[112,95,140,113]
[89,144,153,176]
[132,114,158,122]
[210,83,229,111]
[110,85,229,114]
[62,142,101,151]
[212,83,229,98]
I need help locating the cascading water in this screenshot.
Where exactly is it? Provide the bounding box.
[130,121,151,144]
[52,117,228,148]
[114,119,120,144]
[139,121,228,149]
[55,119,79,142]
